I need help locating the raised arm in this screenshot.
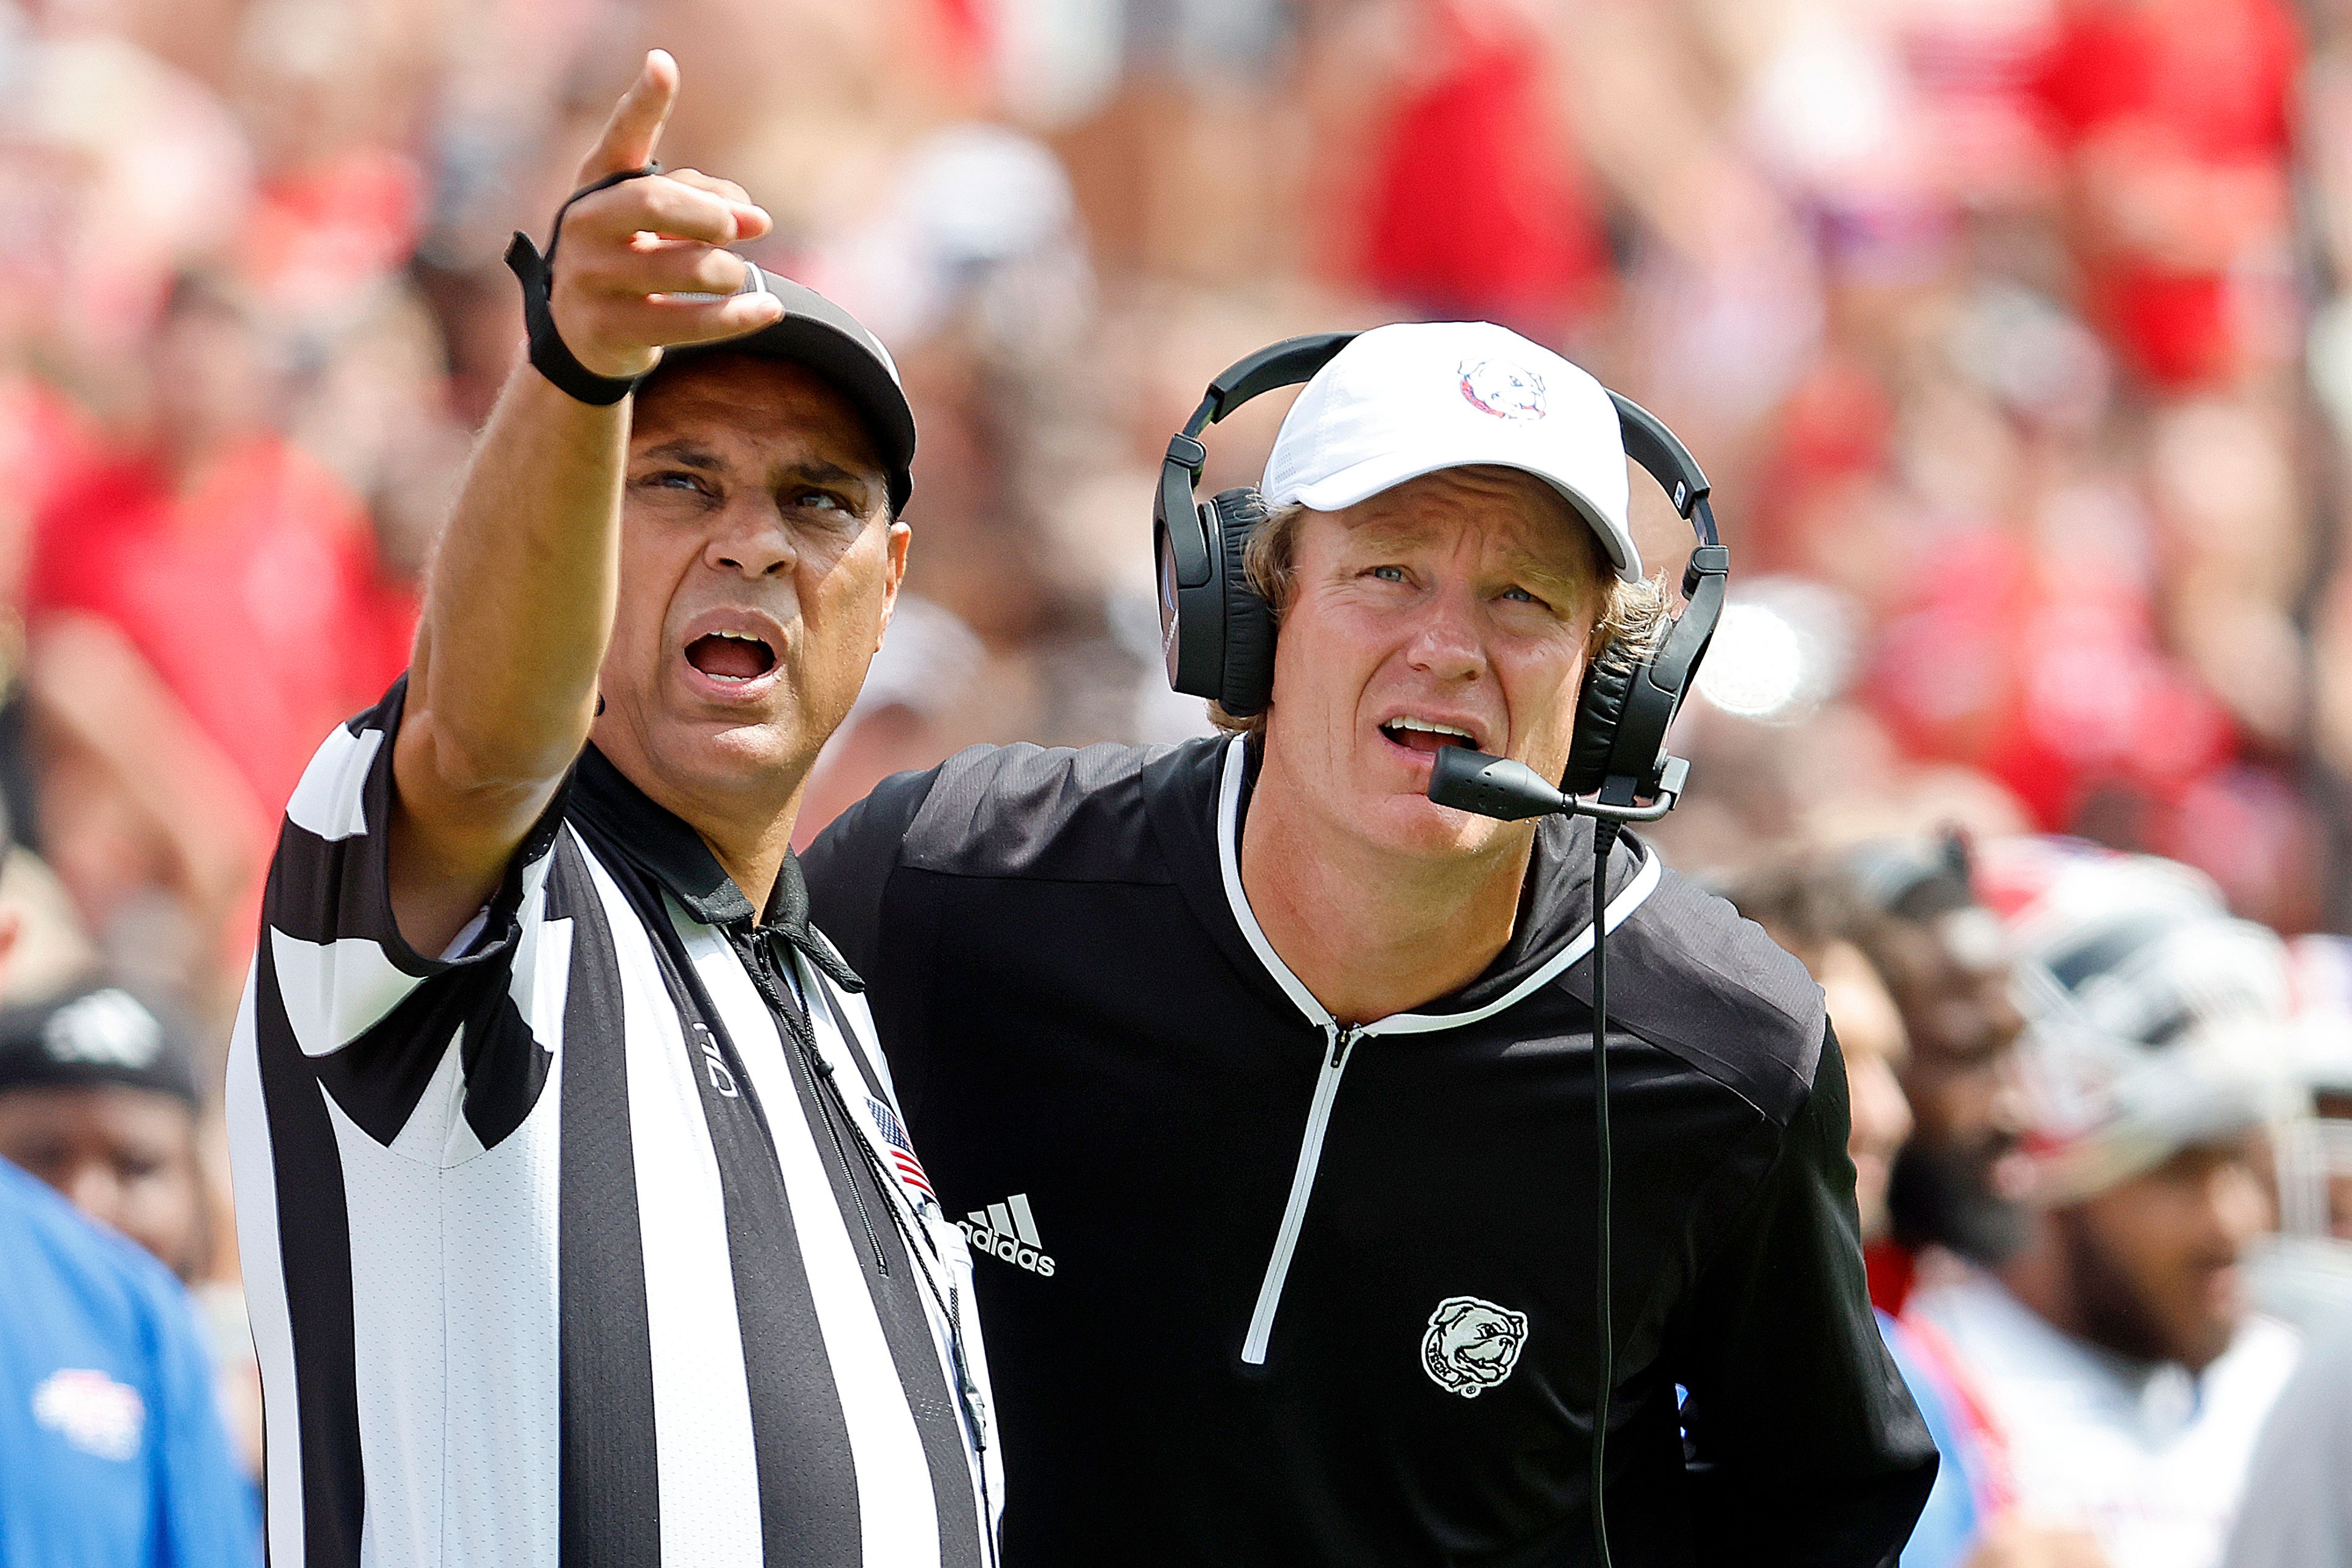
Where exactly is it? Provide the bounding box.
[391,51,782,954]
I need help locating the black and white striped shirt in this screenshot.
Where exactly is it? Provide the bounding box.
[226,679,999,1568]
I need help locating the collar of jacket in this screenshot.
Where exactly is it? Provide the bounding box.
[571,743,864,993]
[1142,734,1648,1020]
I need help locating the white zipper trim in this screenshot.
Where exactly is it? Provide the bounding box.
[1218,736,1661,1365]
[1215,739,1660,1034]
[1240,1021,1355,1363]
[1217,737,1337,1030]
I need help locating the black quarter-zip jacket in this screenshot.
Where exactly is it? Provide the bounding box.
[804,735,1936,1567]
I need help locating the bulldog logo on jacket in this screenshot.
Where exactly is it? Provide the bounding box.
[1422,1296,1529,1398]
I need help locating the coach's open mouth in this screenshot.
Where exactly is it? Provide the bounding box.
[685,630,778,682]
[1378,716,1480,755]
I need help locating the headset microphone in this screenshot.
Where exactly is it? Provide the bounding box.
[1426,747,1692,826]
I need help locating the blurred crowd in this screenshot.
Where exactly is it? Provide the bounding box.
[1727,834,2352,1568]
[2,0,2352,1562]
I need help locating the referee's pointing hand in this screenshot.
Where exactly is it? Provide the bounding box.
[548,50,786,382]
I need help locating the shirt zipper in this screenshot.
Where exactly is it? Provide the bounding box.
[1241,1019,1365,1366]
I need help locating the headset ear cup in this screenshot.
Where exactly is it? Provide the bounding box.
[1209,488,1278,717]
[1563,640,1641,798]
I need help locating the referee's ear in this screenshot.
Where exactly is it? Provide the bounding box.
[870,516,911,654]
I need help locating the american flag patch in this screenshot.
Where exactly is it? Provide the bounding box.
[867,1097,935,1202]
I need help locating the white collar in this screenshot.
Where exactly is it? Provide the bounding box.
[1212,735,1660,1036]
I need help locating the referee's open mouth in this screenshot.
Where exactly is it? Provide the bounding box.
[679,610,785,701]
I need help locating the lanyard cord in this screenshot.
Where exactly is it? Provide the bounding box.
[793,954,1003,1566]
[1589,820,1620,1568]
[792,946,960,1310]
[629,873,994,1551]
[728,929,1000,1564]
[731,927,897,1278]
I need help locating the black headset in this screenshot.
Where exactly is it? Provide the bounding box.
[1153,331,1728,808]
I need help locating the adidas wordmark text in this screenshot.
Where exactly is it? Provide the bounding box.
[962,1194,1056,1277]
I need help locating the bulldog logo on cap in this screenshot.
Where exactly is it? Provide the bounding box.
[1457,359,1547,421]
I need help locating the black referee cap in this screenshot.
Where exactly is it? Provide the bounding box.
[656,265,917,515]
[0,985,198,1106]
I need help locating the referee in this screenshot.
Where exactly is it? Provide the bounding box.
[807,325,1938,1564]
[226,54,997,1568]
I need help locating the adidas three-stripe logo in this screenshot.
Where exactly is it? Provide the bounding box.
[960,1194,1057,1277]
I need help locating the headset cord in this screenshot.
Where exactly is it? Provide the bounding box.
[1589,818,1620,1568]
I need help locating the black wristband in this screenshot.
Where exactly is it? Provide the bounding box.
[505,165,662,406]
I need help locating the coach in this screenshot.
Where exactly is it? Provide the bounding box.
[226,54,997,1568]
[806,324,1937,1564]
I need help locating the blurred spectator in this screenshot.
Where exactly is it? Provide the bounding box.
[1728,859,2090,1568]
[1722,861,1915,1239]
[0,28,254,371]
[1846,834,2033,1305]
[2031,0,2300,391]
[0,980,265,1481]
[1348,0,1612,338]
[0,984,209,1281]
[21,270,415,1006]
[0,1155,260,1568]
[1910,839,2304,1568]
[0,881,257,1566]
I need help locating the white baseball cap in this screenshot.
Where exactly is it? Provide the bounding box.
[1259,322,1641,582]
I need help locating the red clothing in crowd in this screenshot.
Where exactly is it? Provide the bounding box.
[0,379,100,526]
[239,149,425,320]
[1359,0,1610,336]
[1865,525,2233,829]
[25,435,417,820]
[1866,1238,1919,1318]
[2031,0,2300,387]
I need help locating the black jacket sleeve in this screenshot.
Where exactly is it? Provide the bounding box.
[1670,1025,1938,1568]
[801,764,943,981]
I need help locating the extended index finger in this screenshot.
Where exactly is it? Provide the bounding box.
[577,50,678,184]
